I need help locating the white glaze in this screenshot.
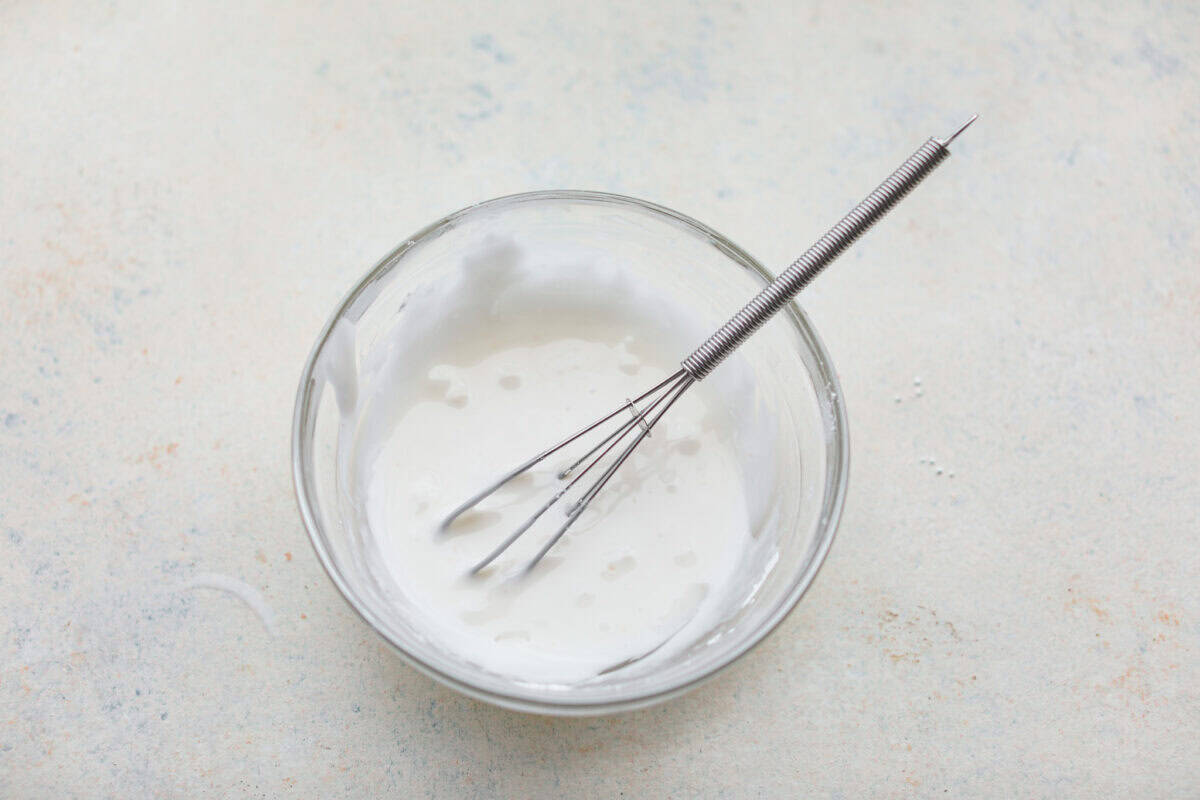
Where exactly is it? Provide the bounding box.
[182,574,277,636]
[340,235,778,684]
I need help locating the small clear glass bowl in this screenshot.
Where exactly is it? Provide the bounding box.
[292,191,848,715]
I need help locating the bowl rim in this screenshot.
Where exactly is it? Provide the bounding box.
[291,189,849,715]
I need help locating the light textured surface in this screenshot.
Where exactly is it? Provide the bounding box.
[2,1,1198,796]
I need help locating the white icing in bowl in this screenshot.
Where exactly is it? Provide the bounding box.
[293,192,847,714]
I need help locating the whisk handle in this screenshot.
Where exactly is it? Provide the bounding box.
[681,136,953,380]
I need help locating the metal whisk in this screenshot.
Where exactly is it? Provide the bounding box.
[441,117,977,574]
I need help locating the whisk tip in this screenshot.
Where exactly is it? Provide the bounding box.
[939,114,978,147]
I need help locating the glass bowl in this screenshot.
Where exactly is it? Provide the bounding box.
[291,191,848,715]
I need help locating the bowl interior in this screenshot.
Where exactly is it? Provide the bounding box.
[293,191,847,714]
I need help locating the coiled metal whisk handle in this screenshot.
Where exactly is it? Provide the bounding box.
[681,118,975,381]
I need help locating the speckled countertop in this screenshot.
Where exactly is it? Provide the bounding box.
[3,1,1198,796]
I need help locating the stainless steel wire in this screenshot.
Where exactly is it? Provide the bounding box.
[440,118,975,573]
[681,118,975,379]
